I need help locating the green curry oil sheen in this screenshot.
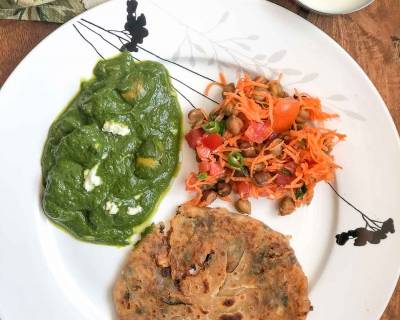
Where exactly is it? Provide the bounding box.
[41,52,182,245]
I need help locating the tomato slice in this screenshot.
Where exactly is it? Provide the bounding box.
[198,161,211,172]
[185,128,204,149]
[244,121,273,144]
[271,98,300,133]
[196,145,211,160]
[202,133,224,150]
[285,162,296,174]
[275,172,294,186]
[234,181,251,199]
[209,162,224,176]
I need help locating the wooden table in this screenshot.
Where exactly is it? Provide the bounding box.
[0,0,399,318]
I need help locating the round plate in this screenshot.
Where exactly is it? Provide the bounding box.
[0,0,399,319]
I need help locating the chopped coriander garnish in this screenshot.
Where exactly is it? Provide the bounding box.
[219,120,226,135]
[295,184,307,199]
[280,168,292,176]
[197,172,208,180]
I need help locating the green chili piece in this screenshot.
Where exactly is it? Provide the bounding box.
[228,152,244,169]
[280,168,292,176]
[202,120,226,135]
[202,121,220,134]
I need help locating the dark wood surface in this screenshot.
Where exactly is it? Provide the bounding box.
[0,0,399,318]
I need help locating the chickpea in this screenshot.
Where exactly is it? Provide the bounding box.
[296,108,310,123]
[239,141,257,158]
[188,109,205,124]
[253,171,270,186]
[279,197,296,215]
[255,143,264,153]
[269,81,287,98]
[235,199,251,215]
[253,76,268,84]
[243,147,257,158]
[200,183,215,191]
[222,82,235,98]
[238,141,251,149]
[223,102,239,116]
[269,139,283,156]
[201,190,217,206]
[253,162,266,172]
[234,170,246,177]
[226,115,244,135]
[216,182,232,197]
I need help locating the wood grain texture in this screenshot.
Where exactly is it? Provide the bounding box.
[0,20,58,85]
[0,1,399,318]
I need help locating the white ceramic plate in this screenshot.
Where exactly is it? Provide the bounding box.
[0,0,399,319]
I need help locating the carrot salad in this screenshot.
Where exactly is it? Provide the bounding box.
[185,74,345,215]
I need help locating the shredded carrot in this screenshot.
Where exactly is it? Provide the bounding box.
[219,72,227,86]
[204,72,227,96]
[185,71,345,211]
[204,81,222,96]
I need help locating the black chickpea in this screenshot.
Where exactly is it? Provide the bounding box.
[239,141,257,158]
[253,172,270,186]
[233,170,246,177]
[222,82,235,98]
[216,182,232,197]
[201,190,217,206]
[269,139,283,156]
[253,162,266,172]
[279,196,296,216]
[226,115,244,135]
[235,199,251,214]
[238,141,251,149]
[188,109,205,125]
[243,147,257,158]
[223,102,238,116]
[200,183,215,191]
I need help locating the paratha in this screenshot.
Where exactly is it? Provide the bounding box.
[113,205,311,319]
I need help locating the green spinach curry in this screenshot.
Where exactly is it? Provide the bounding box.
[41,52,182,245]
